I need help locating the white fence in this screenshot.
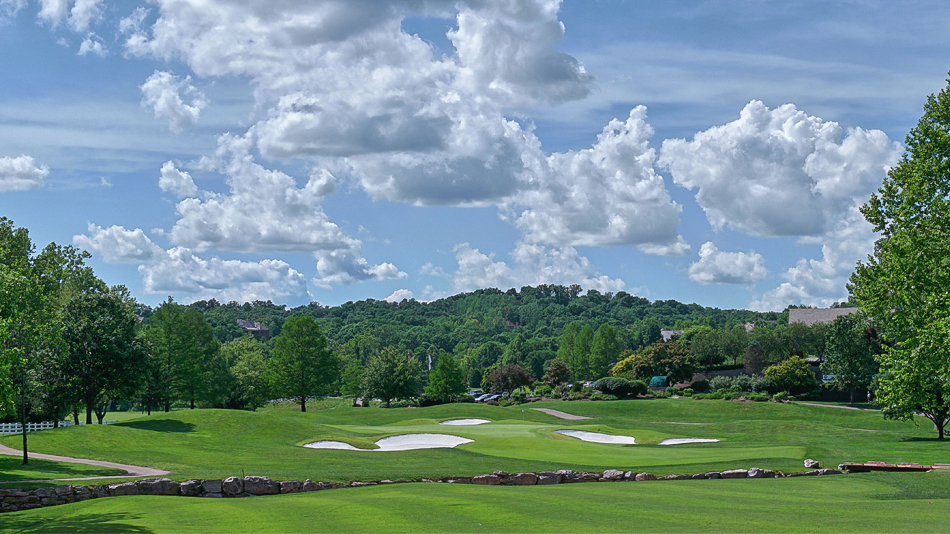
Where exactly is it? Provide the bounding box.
[0,420,117,435]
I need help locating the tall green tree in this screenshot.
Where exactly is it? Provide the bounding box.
[218,336,271,410]
[572,324,594,382]
[610,341,697,385]
[363,346,420,408]
[423,352,466,403]
[849,74,950,438]
[590,324,621,380]
[145,299,220,411]
[61,286,145,424]
[821,313,880,404]
[271,316,338,412]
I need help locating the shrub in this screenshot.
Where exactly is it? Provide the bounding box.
[690,380,710,393]
[709,376,733,391]
[593,377,647,397]
[510,389,528,404]
[680,388,694,397]
[764,356,820,395]
[743,392,769,402]
[534,384,553,397]
[732,375,753,392]
[665,386,678,396]
[651,388,669,398]
[772,391,789,402]
[589,392,617,401]
[749,375,771,393]
[498,398,517,407]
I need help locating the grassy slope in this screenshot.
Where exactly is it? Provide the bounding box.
[2,471,949,533]
[0,457,124,483]
[0,399,943,482]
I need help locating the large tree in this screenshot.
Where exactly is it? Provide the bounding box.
[589,323,621,380]
[610,341,698,385]
[821,313,880,404]
[271,316,338,412]
[145,299,220,411]
[62,286,145,424]
[484,363,531,397]
[363,346,419,408]
[423,352,467,403]
[849,74,950,438]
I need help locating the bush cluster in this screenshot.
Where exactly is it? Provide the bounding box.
[592,377,648,397]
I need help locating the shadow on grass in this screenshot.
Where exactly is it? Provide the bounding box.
[0,512,155,533]
[115,419,196,433]
[900,437,947,442]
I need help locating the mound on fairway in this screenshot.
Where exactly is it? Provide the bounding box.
[439,419,491,426]
[304,434,473,451]
[555,430,636,444]
[658,438,720,445]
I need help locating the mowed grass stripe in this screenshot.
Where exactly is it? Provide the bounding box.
[2,472,949,533]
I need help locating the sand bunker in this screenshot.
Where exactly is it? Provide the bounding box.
[555,430,636,444]
[658,438,720,445]
[304,433,473,452]
[532,408,592,420]
[439,419,491,426]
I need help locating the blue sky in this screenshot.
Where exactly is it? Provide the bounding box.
[1,0,948,310]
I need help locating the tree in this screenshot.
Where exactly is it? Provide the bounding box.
[340,357,366,406]
[764,356,820,396]
[610,341,697,385]
[423,352,467,403]
[821,313,880,404]
[218,336,271,410]
[541,358,572,388]
[363,346,420,408]
[271,316,338,412]
[721,324,748,366]
[145,300,220,411]
[590,324,621,380]
[743,340,768,375]
[61,286,145,424]
[849,74,950,438]
[484,363,531,396]
[680,326,724,369]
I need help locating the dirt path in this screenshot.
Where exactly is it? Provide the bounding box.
[531,408,593,420]
[0,443,169,483]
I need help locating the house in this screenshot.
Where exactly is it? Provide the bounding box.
[236,319,270,340]
[788,307,860,326]
[660,329,683,342]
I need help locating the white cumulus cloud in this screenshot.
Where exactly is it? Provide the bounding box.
[0,155,49,191]
[659,100,899,237]
[158,161,198,198]
[449,241,625,295]
[384,289,414,303]
[73,224,164,263]
[37,0,102,32]
[140,70,207,132]
[688,242,768,285]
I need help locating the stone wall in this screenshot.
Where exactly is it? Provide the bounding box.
[0,468,845,514]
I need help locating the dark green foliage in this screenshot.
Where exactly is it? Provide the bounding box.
[821,312,880,404]
[363,346,420,408]
[743,340,768,375]
[611,341,698,385]
[271,316,338,412]
[541,358,572,388]
[423,353,467,403]
[592,377,647,397]
[764,356,820,396]
[484,363,531,396]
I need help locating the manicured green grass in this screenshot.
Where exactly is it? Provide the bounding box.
[0,456,125,483]
[2,471,949,533]
[0,399,943,483]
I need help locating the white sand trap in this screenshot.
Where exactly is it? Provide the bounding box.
[304,434,473,452]
[303,441,363,451]
[440,419,491,426]
[658,438,720,445]
[555,430,636,444]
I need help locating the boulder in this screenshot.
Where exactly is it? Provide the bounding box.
[747,468,765,479]
[493,471,510,477]
[704,472,722,479]
[320,482,344,490]
[538,472,562,485]
[302,479,320,492]
[222,476,244,496]
[201,479,222,494]
[804,459,820,469]
[179,480,202,497]
[472,474,501,485]
[108,482,139,497]
[556,470,579,483]
[504,473,538,486]
[720,469,748,479]
[600,470,624,481]
[788,470,820,477]
[635,473,656,481]
[72,486,92,502]
[244,476,280,495]
[817,469,842,476]
[349,481,376,487]
[691,473,707,480]
[137,478,180,496]
[623,471,636,480]
[33,487,56,498]
[280,480,302,494]
[202,493,223,498]
[92,485,109,499]
[54,485,72,496]
[446,478,473,484]
[760,469,776,478]
[577,472,601,482]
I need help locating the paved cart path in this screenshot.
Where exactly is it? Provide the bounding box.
[0,443,169,483]
[531,408,593,420]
